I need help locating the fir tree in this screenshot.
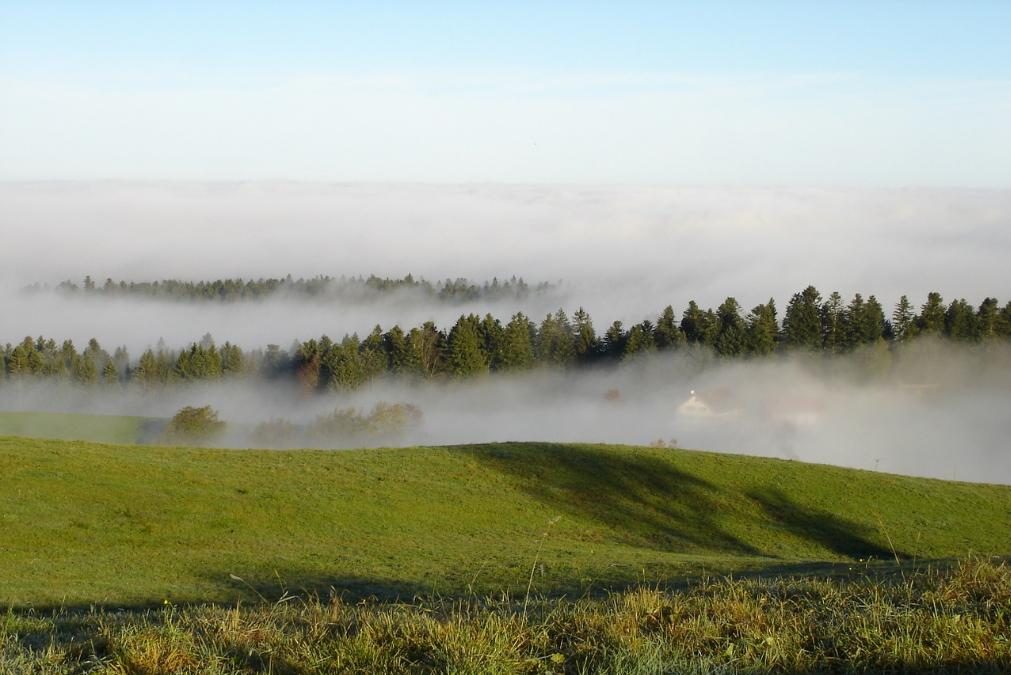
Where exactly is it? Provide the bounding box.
[446,314,489,376]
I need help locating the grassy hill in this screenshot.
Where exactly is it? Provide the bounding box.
[1,436,1009,608]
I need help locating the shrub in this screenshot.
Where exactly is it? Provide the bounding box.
[161,405,225,445]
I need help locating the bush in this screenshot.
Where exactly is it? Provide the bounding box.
[162,405,225,445]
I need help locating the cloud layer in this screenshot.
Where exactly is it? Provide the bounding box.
[2,183,1009,350]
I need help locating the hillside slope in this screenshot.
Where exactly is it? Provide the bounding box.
[1,436,1008,607]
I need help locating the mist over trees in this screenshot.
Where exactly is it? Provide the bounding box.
[3,285,1011,392]
[25,274,556,304]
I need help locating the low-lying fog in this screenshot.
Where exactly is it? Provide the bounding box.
[1,182,1009,483]
[2,183,1010,351]
[3,341,1009,485]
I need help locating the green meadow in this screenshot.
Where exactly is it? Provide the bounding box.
[2,435,1008,608]
[0,412,152,445]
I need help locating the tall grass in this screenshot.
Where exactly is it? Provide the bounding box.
[3,558,1009,673]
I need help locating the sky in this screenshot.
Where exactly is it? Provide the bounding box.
[1,1,1010,185]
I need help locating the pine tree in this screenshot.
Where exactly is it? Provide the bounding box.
[603,321,626,358]
[782,286,823,350]
[624,321,656,358]
[74,353,98,384]
[384,325,417,375]
[713,297,746,356]
[892,295,915,341]
[654,305,686,350]
[500,313,535,370]
[820,292,845,353]
[478,314,506,370]
[916,292,946,335]
[446,314,489,376]
[536,310,575,366]
[746,299,778,355]
[323,335,367,390]
[944,299,978,341]
[102,360,119,385]
[360,326,388,382]
[220,342,244,375]
[977,298,1000,340]
[572,308,598,362]
[680,301,708,344]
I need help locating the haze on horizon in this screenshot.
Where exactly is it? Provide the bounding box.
[1,2,1009,186]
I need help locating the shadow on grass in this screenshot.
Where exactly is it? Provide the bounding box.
[464,443,905,563]
[463,442,759,555]
[748,487,906,560]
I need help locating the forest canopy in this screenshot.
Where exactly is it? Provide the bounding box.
[3,286,1009,392]
[24,274,556,304]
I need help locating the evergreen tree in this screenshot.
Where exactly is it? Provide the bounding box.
[998,302,1011,338]
[536,310,575,366]
[360,326,388,382]
[8,337,43,376]
[500,313,535,370]
[746,299,778,355]
[446,314,488,376]
[572,307,598,362]
[862,296,886,343]
[820,292,845,353]
[102,360,119,385]
[323,335,367,390]
[892,295,915,341]
[654,305,686,350]
[916,292,946,335]
[713,297,746,356]
[134,349,160,387]
[624,320,656,358]
[220,342,244,375]
[782,286,823,350]
[944,299,978,341]
[976,298,1000,340]
[478,314,506,370]
[74,352,98,384]
[680,301,708,344]
[603,321,626,358]
[383,325,417,375]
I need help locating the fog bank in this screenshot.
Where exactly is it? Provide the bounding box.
[2,182,1009,349]
[3,342,1008,485]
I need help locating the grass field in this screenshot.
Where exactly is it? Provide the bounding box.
[4,558,1010,673]
[0,412,154,445]
[2,435,1009,609]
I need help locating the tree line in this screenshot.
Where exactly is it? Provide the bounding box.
[27,274,555,304]
[3,286,1010,391]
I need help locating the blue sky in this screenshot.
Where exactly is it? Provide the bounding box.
[1,1,1009,184]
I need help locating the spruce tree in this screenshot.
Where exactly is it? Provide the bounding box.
[654,305,686,350]
[892,295,915,341]
[917,292,946,334]
[102,360,119,385]
[478,314,506,370]
[713,297,746,356]
[500,313,535,370]
[820,292,845,353]
[603,321,626,358]
[446,314,489,376]
[572,308,598,362]
[782,286,823,350]
[746,299,778,355]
